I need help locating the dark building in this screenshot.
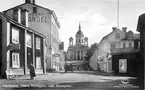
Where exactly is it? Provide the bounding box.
[111,48,140,77]
[0,9,46,78]
[136,13,145,89]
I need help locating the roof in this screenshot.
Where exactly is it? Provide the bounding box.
[121,33,140,41]
[84,37,88,39]
[98,28,122,46]
[76,30,84,37]
[3,3,60,28]
[75,24,84,37]
[111,48,140,55]
[0,12,46,38]
[69,37,73,40]
[137,13,145,32]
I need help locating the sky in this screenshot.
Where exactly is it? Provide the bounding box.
[0,0,144,51]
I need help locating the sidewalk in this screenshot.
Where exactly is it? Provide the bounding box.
[10,72,60,80]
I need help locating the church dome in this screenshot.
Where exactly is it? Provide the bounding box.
[75,23,84,37]
[76,30,84,37]
[84,37,88,40]
[69,37,73,40]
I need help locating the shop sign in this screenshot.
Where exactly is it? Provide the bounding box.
[28,13,48,22]
[9,43,20,50]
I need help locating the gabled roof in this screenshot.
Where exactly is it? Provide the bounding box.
[0,12,46,38]
[98,28,123,46]
[3,3,60,28]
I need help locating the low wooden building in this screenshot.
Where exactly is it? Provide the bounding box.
[0,11,46,78]
[111,48,140,77]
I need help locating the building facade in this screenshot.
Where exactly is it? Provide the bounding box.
[67,24,89,71]
[3,0,61,71]
[136,14,144,89]
[0,10,46,78]
[111,30,140,76]
[89,27,126,72]
[58,42,65,71]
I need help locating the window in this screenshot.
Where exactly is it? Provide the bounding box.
[26,33,32,47]
[77,51,80,60]
[129,43,132,48]
[138,42,140,48]
[36,57,41,68]
[12,28,19,44]
[82,39,83,43]
[12,53,20,68]
[79,39,80,43]
[116,33,120,39]
[81,51,83,60]
[74,51,76,60]
[123,43,126,48]
[36,37,41,50]
[33,7,37,13]
[110,44,115,49]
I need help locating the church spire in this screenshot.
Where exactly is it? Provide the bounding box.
[79,23,81,30]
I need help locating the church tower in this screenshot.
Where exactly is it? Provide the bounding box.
[69,37,73,46]
[75,23,84,45]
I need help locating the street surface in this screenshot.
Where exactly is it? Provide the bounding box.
[0,71,140,90]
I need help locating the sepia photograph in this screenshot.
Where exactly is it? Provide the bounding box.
[0,0,144,90]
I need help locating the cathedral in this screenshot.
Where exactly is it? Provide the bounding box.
[67,24,89,71]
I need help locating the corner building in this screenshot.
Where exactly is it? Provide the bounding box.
[0,10,46,78]
[3,0,61,71]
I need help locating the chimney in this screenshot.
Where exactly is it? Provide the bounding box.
[32,0,35,4]
[13,7,21,23]
[112,27,116,31]
[25,0,31,3]
[122,27,127,33]
[21,9,29,27]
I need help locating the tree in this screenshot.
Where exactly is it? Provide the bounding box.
[84,43,98,61]
[84,43,98,71]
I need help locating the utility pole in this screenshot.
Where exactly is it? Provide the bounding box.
[117,0,119,29]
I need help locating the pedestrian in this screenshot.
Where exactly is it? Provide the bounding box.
[28,62,36,80]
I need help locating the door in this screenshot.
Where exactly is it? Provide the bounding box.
[27,47,33,66]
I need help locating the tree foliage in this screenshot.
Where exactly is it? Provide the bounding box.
[84,43,98,61]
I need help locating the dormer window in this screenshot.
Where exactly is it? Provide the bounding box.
[116,33,120,39]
